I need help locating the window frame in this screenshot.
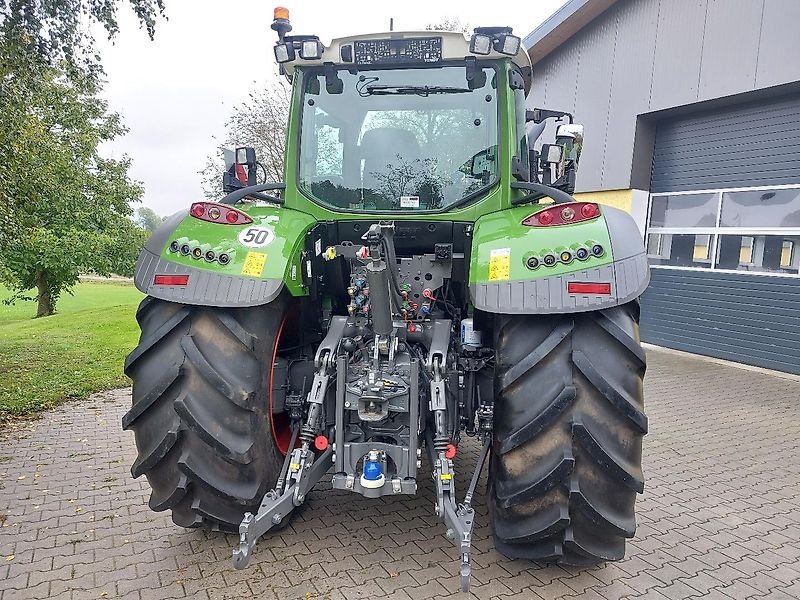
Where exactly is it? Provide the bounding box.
[645,183,800,278]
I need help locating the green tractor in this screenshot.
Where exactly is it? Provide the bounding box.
[123,8,648,592]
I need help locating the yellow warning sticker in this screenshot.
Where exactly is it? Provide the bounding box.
[241,251,267,277]
[488,248,511,281]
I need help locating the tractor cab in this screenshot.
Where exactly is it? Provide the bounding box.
[223,9,582,215]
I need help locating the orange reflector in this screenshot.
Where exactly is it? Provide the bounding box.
[567,281,611,295]
[274,6,289,20]
[153,274,189,286]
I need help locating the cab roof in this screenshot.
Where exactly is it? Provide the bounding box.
[283,30,533,96]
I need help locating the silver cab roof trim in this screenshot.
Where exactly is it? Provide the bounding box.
[283,30,533,94]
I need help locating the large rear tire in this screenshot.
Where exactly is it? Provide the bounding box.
[489,302,647,564]
[123,296,287,532]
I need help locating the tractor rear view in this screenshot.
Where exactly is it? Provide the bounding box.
[123,8,649,592]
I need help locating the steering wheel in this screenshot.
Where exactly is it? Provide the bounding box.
[510,181,576,205]
[220,183,286,205]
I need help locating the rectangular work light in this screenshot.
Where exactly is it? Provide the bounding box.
[274,42,295,63]
[300,39,323,60]
[469,34,492,55]
[495,33,521,56]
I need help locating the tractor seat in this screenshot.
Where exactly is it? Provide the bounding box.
[359,127,421,192]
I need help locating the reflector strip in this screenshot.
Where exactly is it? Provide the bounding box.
[567,281,611,295]
[153,274,189,286]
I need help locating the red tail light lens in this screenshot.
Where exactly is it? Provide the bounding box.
[189,202,252,225]
[153,274,190,286]
[567,281,611,295]
[523,202,601,227]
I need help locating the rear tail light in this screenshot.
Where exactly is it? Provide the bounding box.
[189,202,252,225]
[567,281,611,295]
[153,275,190,286]
[523,202,601,227]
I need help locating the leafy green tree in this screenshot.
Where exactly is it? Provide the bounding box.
[136,206,165,233]
[0,66,147,317]
[0,0,164,316]
[0,0,165,78]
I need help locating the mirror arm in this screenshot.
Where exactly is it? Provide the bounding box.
[510,181,575,206]
[525,108,574,124]
[220,183,286,205]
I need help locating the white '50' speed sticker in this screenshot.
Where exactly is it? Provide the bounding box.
[238,225,275,248]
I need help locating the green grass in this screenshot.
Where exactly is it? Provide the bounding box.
[0,281,144,418]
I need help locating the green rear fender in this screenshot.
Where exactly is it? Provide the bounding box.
[133,205,315,307]
[469,204,649,313]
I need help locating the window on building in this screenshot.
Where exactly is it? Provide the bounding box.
[646,186,800,276]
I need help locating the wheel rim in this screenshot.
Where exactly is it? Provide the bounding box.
[268,313,293,455]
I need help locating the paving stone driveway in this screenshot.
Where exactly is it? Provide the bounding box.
[1,349,800,600]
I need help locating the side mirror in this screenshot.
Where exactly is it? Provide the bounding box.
[467,149,494,181]
[235,147,258,186]
[222,146,259,193]
[555,124,583,167]
[540,143,564,165]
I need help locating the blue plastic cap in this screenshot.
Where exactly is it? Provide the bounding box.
[363,460,383,481]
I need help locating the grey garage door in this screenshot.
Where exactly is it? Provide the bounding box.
[640,93,800,374]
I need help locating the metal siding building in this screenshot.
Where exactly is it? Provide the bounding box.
[525,0,800,374]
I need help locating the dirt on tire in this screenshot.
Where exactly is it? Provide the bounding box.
[123,296,286,531]
[489,302,647,564]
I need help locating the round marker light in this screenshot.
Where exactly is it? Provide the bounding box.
[592,244,605,257]
[169,240,179,253]
[575,247,589,260]
[226,210,239,224]
[180,244,191,256]
[204,250,216,262]
[561,207,576,221]
[560,251,573,264]
[581,203,599,218]
[538,210,554,225]
[192,247,203,259]
[526,256,540,270]
[543,253,557,267]
[218,253,230,265]
[207,206,221,220]
[190,203,205,218]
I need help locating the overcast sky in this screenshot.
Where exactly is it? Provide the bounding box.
[98,0,565,216]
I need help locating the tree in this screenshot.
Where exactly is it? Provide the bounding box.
[0,0,165,79]
[0,66,147,317]
[0,0,164,316]
[200,79,291,199]
[136,207,165,233]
